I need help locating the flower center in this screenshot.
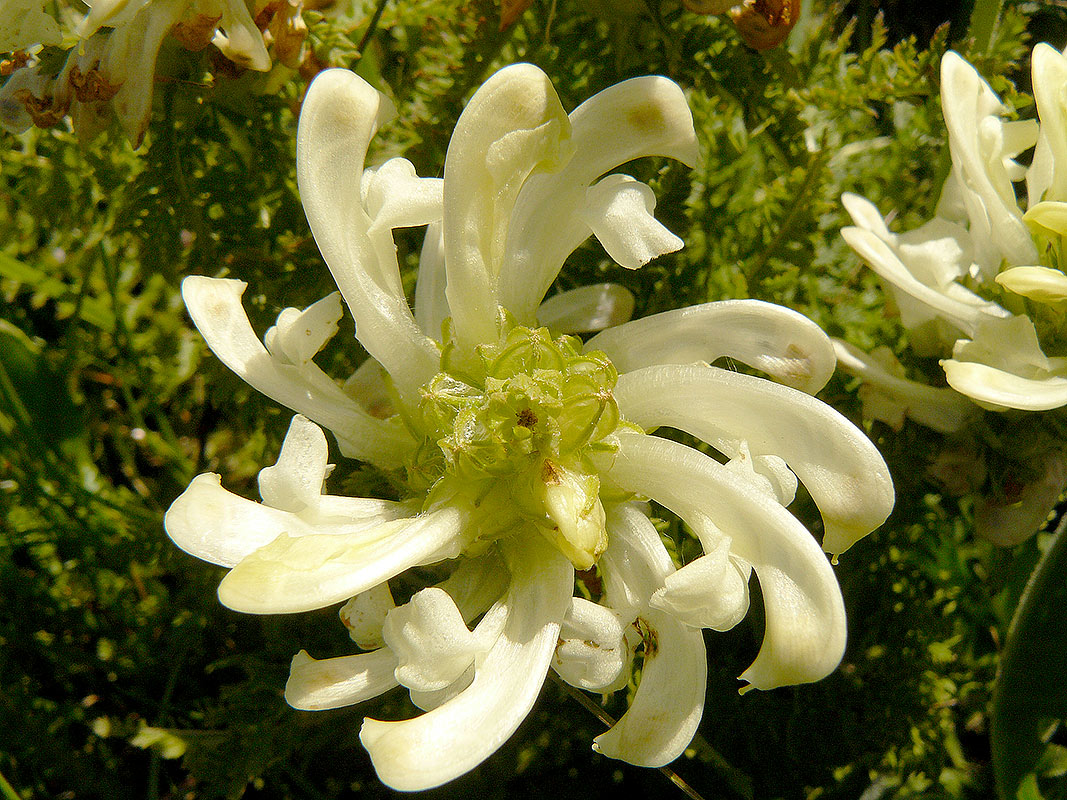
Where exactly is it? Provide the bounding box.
[403,318,627,568]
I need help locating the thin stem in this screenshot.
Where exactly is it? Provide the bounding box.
[968,0,1004,56]
[356,0,390,55]
[549,673,707,800]
[0,768,23,800]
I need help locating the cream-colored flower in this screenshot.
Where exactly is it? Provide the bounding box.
[0,0,302,145]
[840,46,1067,416]
[167,65,893,789]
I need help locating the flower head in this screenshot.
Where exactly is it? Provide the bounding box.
[839,46,1067,414]
[0,0,305,145]
[836,45,1067,544]
[166,64,893,789]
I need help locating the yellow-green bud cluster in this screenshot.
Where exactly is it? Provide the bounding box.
[403,318,626,567]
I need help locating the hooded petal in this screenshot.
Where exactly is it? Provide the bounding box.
[104,0,188,147]
[212,0,271,71]
[614,362,893,555]
[593,503,706,766]
[442,63,573,351]
[580,174,683,269]
[297,68,440,397]
[339,583,396,650]
[536,283,635,334]
[0,0,62,50]
[358,535,573,791]
[285,648,399,711]
[256,414,330,514]
[383,587,481,693]
[181,276,413,466]
[587,299,836,394]
[498,75,699,320]
[217,507,470,613]
[940,51,1038,271]
[1030,44,1067,203]
[597,431,847,691]
[263,293,344,368]
[840,225,1008,336]
[553,597,632,692]
[650,541,751,631]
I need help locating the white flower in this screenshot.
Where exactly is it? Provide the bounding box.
[166,64,894,790]
[839,46,1067,419]
[0,0,300,145]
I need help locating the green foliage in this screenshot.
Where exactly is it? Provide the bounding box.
[2,1,1065,798]
[992,526,1067,800]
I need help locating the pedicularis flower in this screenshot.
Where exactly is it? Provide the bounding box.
[166,65,894,790]
[836,46,1067,544]
[0,0,306,145]
[839,45,1067,418]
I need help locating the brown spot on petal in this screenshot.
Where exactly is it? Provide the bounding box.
[13,88,67,128]
[1,52,31,78]
[171,14,223,52]
[68,63,121,104]
[627,102,666,134]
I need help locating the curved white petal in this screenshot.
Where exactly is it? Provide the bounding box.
[104,0,187,147]
[359,536,573,791]
[536,283,635,334]
[217,507,470,614]
[1031,44,1067,203]
[285,648,399,711]
[593,503,706,767]
[841,192,893,240]
[339,583,396,650]
[553,597,632,691]
[1025,200,1067,238]
[256,415,329,513]
[1,0,63,49]
[164,470,412,569]
[941,51,1038,270]
[413,220,449,340]
[942,359,1067,411]
[212,0,271,71]
[498,75,699,320]
[263,293,343,367]
[297,68,439,396]
[587,299,836,394]
[581,174,683,269]
[362,158,443,236]
[597,432,847,691]
[996,265,1067,308]
[181,276,413,466]
[650,541,751,631]
[614,363,893,555]
[832,339,975,432]
[840,226,1008,336]
[384,588,480,693]
[442,63,573,351]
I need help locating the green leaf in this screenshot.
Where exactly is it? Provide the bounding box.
[992,526,1067,799]
[0,251,113,330]
[0,319,85,453]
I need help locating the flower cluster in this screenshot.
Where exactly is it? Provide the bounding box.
[165,64,894,789]
[0,0,307,145]
[836,46,1067,543]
